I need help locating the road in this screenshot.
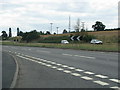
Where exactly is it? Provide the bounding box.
[0,45,2,89]
[2,45,119,89]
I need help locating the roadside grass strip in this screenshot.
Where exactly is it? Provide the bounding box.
[15,54,119,88]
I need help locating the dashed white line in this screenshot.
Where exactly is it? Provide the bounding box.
[74,55,95,59]
[17,54,119,88]
[51,66,57,69]
[95,75,108,79]
[67,67,75,70]
[93,81,109,86]
[62,54,73,56]
[84,71,95,75]
[109,79,120,83]
[71,73,81,76]
[61,65,68,68]
[56,63,62,66]
[110,86,120,89]
[63,70,71,73]
[81,76,93,80]
[56,68,64,71]
[75,69,84,72]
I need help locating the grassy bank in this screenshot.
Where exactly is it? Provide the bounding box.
[1,41,119,52]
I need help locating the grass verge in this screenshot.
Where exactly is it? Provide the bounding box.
[1,41,119,52]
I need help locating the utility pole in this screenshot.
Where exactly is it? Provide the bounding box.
[50,23,53,34]
[68,15,71,33]
[56,27,59,34]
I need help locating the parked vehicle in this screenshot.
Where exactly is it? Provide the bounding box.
[90,39,103,44]
[61,40,69,44]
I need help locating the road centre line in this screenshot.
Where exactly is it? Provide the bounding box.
[16,54,119,88]
[62,54,73,56]
[62,53,95,59]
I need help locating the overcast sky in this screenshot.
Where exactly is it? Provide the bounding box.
[0,0,119,36]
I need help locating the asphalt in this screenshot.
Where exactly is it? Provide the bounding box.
[0,45,2,89]
[2,51,16,88]
[2,45,119,89]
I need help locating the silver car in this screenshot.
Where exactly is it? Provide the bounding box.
[90,39,103,44]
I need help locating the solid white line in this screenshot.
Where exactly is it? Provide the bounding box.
[71,73,81,76]
[95,75,108,79]
[75,69,84,72]
[93,81,109,86]
[84,71,95,75]
[81,76,93,80]
[109,79,120,83]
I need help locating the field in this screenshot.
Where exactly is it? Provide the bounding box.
[1,30,119,52]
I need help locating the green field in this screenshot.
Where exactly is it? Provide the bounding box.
[1,41,119,52]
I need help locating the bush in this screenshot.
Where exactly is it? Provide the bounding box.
[39,36,70,43]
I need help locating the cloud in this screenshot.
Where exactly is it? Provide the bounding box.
[0,0,119,36]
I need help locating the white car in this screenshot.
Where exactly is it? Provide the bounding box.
[61,40,69,44]
[90,39,103,44]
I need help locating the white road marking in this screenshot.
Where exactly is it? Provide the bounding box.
[93,81,109,86]
[51,66,57,69]
[37,50,50,53]
[75,69,84,72]
[110,86,120,89]
[63,70,71,73]
[81,76,93,80]
[74,55,95,59]
[109,79,120,83]
[84,72,95,75]
[45,64,52,67]
[62,53,72,56]
[95,75,108,79]
[67,67,75,70]
[56,63,62,66]
[61,65,68,68]
[50,62,56,64]
[17,54,120,88]
[71,73,81,76]
[56,68,64,71]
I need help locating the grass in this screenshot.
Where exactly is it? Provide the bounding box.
[1,41,119,52]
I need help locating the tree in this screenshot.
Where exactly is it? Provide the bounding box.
[92,21,106,31]
[1,31,8,40]
[46,31,51,35]
[74,18,80,32]
[17,27,20,36]
[63,29,68,34]
[19,31,24,36]
[9,28,12,37]
[22,30,40,43]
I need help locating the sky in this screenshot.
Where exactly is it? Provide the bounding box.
[0,0,119,36]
